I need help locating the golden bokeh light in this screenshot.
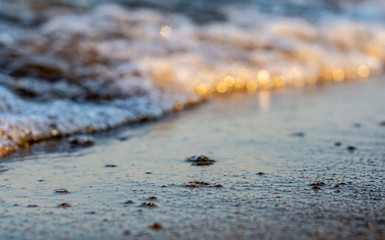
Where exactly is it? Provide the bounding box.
[273,76,285,88]
[246,80,258,92]
[224,75,235,87]
[257,69,270,83]
[216,82,228,93]
[195,83,209,96]
[357,65,370,78]
[332,69,345,82]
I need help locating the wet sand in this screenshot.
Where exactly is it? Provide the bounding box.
[0,77,385,239]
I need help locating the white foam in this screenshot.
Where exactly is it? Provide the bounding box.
[0,1,385,156]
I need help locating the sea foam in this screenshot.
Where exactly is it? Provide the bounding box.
[1,0,384,156]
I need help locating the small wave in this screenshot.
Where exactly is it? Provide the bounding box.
[1,0,385,156]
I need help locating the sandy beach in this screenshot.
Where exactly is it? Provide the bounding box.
[1,1,385,239]
[1,77,384,239]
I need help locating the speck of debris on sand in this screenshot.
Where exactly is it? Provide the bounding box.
[149,223,163,230]
[347,146,356,152]
[57,203,70,208]
[186,154,216,166]
[185,181,223,188]
[54,188,70,194]
[310,182,325,190]
[140,202,158,208]
[291,132,305,137]
[104,164,117,168]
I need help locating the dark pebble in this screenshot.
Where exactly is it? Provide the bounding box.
[85,211,96,214]
[124,200,134,204]
[140,202,158,208]
[54,188,70,194]
[185,181,210,188]
[27,205,38,208]
[334,142,342,147]
[310,182,325,187]
[347,146,356,152]
[257,172,265,175]
[105,164,117,168]
[379,121,385,127]
[149,223,163,230]
[186,154,216,166]
[57,203,71,208]
[291,132,305,137]
[148,196,157,200]
[145,172,152,174]
[123,230,131,235]
[185,181,223,188]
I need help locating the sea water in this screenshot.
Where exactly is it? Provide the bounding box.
[0,0,384,156]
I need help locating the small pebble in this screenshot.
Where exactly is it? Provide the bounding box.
[54,188,70,194]
[186,154,216,166]
[149,223,163,230]
[291,132,305,137]
[57,203,71,208]
[105,164,117,168]
[140,202,158,208]
[310,182,325,187]
[347,146,356,152]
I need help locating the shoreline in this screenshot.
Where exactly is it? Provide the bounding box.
[0,77,385,239]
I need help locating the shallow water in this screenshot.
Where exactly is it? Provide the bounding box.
[0,0,385,155]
